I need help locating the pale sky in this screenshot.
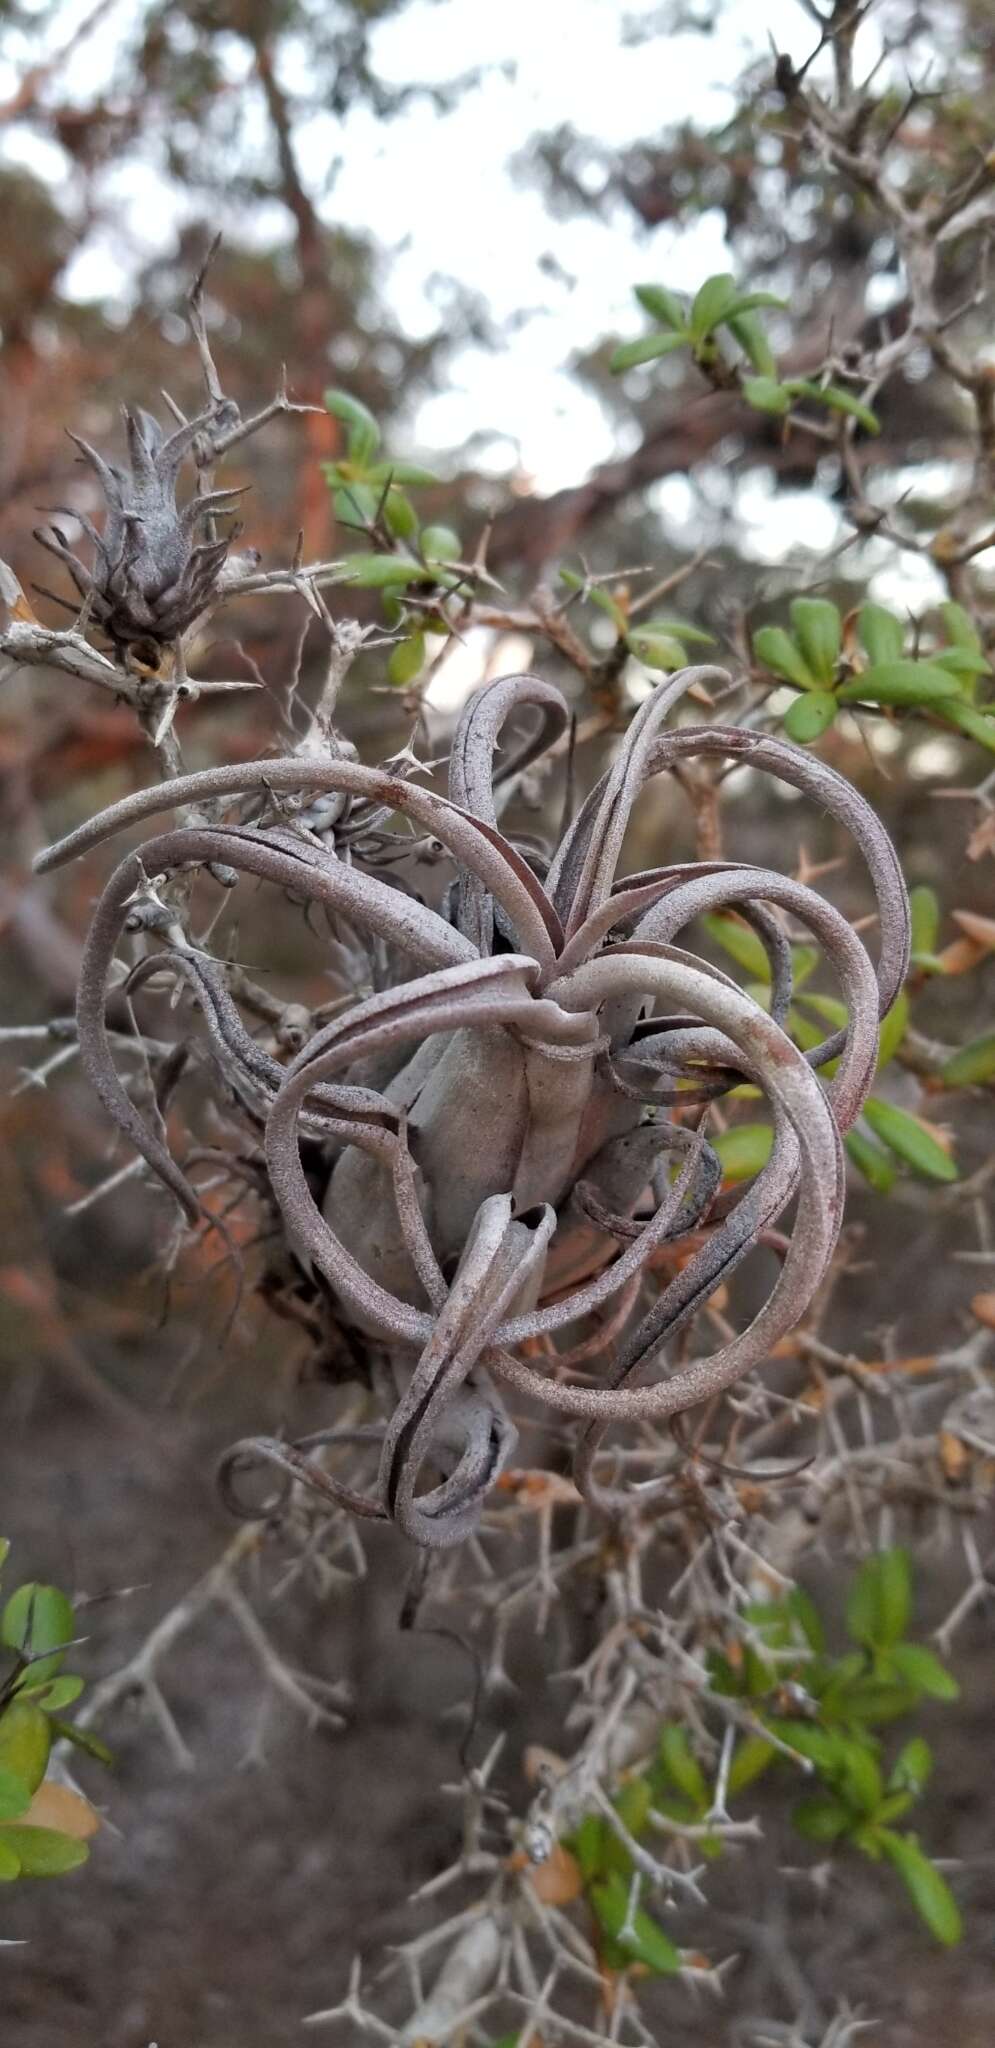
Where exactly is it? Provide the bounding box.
[0,0,943,604]
[1,0,827,492]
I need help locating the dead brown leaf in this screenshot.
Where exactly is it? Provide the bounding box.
[940,1430,970,1481]
[970,1292,995,1331]
[952,909,995,951]
[22,1781,101,1839]
[529,1842,583,1906]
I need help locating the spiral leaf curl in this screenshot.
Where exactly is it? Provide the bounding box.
[36,666,909,1546]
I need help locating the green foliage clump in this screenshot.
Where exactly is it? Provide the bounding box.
[563,1550,962,1968]
[0,1540,109,1883]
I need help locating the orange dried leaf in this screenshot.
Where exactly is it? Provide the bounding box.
[971,1292,995,1331]
[523,1744,566,1785]
[496,1469,579,1507]
[737,1483,768,1514]
[530,1843,583,1906]
[935,937,985,976]
[952,909,995,951]
[966,812,995,863]
[22,1781,101,1840]
[771,1334,801,1358]
[940,1430,970,1481]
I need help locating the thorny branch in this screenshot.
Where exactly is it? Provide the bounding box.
[4,63,995,2039]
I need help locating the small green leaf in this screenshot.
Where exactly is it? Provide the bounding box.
[784,379,880,433]
[838,1739,883,1815]
[657,1727,709,1808]
[704,911,772,979]
[835,1678,917,1726]
[909,885,940,959]
[627,630,688,672]
[818,385,881,433]
[877,1830,962,1945]
[386,633,426,688]
[1,1585,74,1687]
[640,614,715,646]
[18,1674,84,1712]
[792,1793,851,1843]
[784,690,838,743]
[420,524,460,563]
[721,290,788,319]
[727,312,776,376]
[743,374,791,414]
[590,1872,682,1974]
[800,993,849,1031]
[0,1824,88,1878]
[845,1125,897,1193]
[938,600,983,653]
[790,599,841,684]
[689,272,739,342]
[858,604,905,666]
[604,1775,653,1874]
[889,1737,933,1797]
[559,568,627,633]
[330,483,380,528]
[789,1589,826,1654]
[366,461,439,486]
[323,389,381,465]
[0,1702,51,1795]
[889,1645,960,1701]
[752,625,816,688]
[634,283,688,329]
[931,645,991,679]
[727,1735,776,1795]
[942,1032,995,1087]
[381,490,419,542]
[775,1720,844,1773]
[610,332,690,373]
[745,1599,795,1650]
[877,991,909,1069]
[838,661,962,708]
[846,1548,912,1650]
[861,1100,958,1182]
[0,1767,30,1822]
[706,1649,744,1696]
[714,1125,774,1182]
[47,1719,113,1768]
[588,588,627,632]
[937,700,995,753]
[615,1776,653,1840]
[572,1811,607,1882]
[337,552,422,589]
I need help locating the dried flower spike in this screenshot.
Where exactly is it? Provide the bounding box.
[34,407,242,657]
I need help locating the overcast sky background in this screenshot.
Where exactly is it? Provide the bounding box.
[0,0,947,613]
[1,0,848,485]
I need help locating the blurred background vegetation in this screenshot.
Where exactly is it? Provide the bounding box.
[1,2,994,2043]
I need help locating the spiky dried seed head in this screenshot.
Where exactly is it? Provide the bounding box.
[34,407,243,654]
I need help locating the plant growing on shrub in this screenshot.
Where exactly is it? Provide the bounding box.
[2,8,994,2038]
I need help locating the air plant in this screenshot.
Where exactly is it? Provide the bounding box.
[33,407,241,657]
[34,664,909,1548]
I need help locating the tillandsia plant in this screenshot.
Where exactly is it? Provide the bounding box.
[3,247,912,1560]
[33,658,909,1549]
[6,12,995,2039]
